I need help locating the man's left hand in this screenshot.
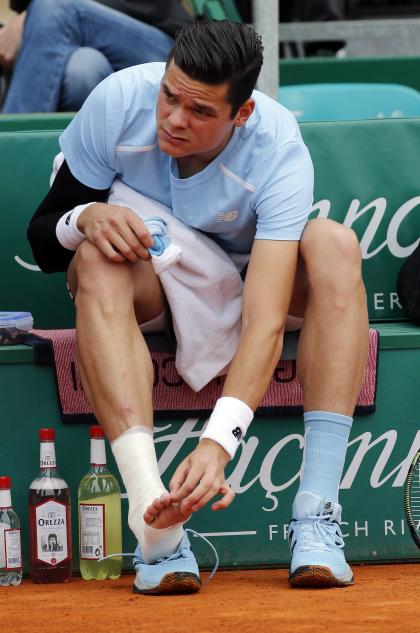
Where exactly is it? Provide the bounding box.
[169,439,234,513]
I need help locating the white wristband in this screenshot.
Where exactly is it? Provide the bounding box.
[200,396,254,460]
[55,203,94,250]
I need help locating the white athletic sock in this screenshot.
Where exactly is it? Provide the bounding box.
[111,425,184,564]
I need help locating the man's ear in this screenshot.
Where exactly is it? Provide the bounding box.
[233,98,255,127]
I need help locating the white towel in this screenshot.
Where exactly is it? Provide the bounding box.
[51,154,244,390]
[108,179,244,392]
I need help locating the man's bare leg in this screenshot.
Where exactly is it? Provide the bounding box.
[288,218,369,587]
[68,241,190,559]
[289,218,369,500]
[290,218,369,415]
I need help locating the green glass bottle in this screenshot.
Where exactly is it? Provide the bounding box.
[78,426,122,580]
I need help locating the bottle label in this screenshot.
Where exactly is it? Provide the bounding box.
[79,504,105,560]
[35,500,69,565]
[0,521,8,568]
[0,490,11,508]
[5,529,22,569]
[40,442,56,469]
[90,438,107,466]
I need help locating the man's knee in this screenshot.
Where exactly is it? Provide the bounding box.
[301,219,361,267]
[71,242,164,321]
[72,241,131,296]
[300,219,363,300]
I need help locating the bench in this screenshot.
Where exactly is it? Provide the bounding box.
[280,56,420,94]
[0,112,74,133]
[1,118,419,571]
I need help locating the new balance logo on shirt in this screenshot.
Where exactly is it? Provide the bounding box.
[216,210,239,222]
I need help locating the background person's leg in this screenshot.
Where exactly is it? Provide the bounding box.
[58,47,112,112]
[3,0,173,113]
[3,0,77,112]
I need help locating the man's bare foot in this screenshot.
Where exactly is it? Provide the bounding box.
[143,492,191,529]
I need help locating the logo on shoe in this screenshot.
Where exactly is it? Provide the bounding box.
[232,427,243,441]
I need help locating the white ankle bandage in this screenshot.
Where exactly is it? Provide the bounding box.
[200,397,254,460]
[111,425,184,563]
[55,203,93,250]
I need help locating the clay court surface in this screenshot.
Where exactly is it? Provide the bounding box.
[1,563,419,633]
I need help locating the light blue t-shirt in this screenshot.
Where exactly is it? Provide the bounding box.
[60,62,314,254]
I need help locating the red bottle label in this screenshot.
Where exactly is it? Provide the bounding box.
[31,500,70,567]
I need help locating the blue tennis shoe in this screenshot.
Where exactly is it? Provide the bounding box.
[99,528,218,595]
[288,491,354,588]
[133,529,202,595]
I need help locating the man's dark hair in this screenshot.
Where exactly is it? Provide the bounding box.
[167,18,264,117]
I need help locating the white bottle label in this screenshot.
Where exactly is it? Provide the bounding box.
[35,500,68,565]
[40,442,56,468]
[0,490,11,508]
[0,521,8,568]
[5,529,22,569]
[90,438,106,466]
[79,504,105,560]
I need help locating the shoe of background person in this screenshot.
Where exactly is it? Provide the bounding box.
[132,529,201,595]
[288,491,354,588]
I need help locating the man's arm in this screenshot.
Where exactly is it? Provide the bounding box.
[222,239,299,407]
[28,159,155,273]
[27,160,110,273]
[169,239,300,513]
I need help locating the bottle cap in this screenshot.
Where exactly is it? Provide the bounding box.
[0,476,11,490]
[90,425,104,439]
[39,428,55,441]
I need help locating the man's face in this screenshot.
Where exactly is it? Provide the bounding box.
[156,61,240,163]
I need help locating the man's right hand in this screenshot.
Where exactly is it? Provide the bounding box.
[77,202,154,264]
[0,12,26,70]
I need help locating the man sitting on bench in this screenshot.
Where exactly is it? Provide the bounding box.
[27,18,369,594]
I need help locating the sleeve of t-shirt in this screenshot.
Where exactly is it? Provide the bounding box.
[59,75,123,190]
[254,140,314,241]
